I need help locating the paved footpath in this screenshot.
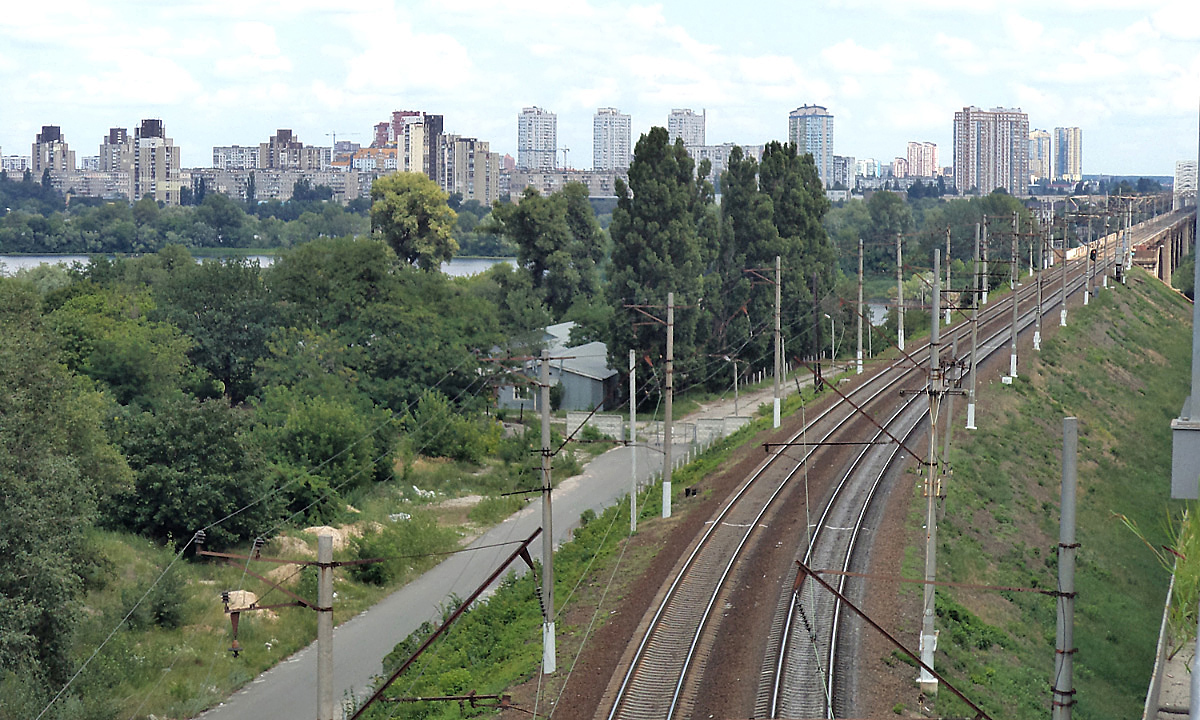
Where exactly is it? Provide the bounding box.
[197,367,840,719]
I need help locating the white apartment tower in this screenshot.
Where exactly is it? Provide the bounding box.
[1053,126,1083,183]
[667,109,705,147]
[788,105,834,187]
[593,107,631,171]
[1029,129,1052,183]
[953,106,1030,196]
[518,106,557,171]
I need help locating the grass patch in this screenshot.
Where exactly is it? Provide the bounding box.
[922,269,1188,719]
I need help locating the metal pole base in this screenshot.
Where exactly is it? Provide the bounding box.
[1034,330,1041,351]
[944,310,951,325]
[919,633,938,694]
[663,481,672,518]
[1060,309,1067,327]
[1083,291,1089,305]
[1010,354,1018,378]
[856,351,863,375]
[966,403,977,430]
[543,622,557,674]
[773,398,781,428]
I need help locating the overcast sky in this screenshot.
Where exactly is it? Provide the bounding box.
[2,0,1198,176]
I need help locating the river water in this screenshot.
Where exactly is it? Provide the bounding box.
[0,254,511,278]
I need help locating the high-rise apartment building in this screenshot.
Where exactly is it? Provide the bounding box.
[132,119,182,204]
[667,109,705,147]
[212,145,259,170]
[593,107,631,171]
[788,105,834,187]
[1028,129,1052,183]
[1053,126,1082,183]
[101,128,132,173]
[374,111,443,180]
[832,155,856,189]
[953,106,1029,196]
[439,135,500,205]
[258,129,329,172]
[31,125,75,177]
[906,141,938,178]
[518,106,557,171]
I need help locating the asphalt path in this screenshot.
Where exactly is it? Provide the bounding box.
[197,370,826,719]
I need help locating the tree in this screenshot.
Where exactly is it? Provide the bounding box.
[103,396,277,548]
[154,256,275,403]
[0,279,131,690]
[370,172,458,271]
[757,141,835,359]
[488,183,602,319]
[606,128,712,388]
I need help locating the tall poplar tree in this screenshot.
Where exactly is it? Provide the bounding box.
[606,128,714,394]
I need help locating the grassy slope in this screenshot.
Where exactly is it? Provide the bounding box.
[926,269,1190,719]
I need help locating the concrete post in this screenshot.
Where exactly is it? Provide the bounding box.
[966,224,980,430]
[629,349,637,534]
[920,249,942,694]
[540,350,556,673]
[317,534,333,720]
[897,232,905,352]
[1052,417,1078,720]
[664,292,674,518]
[774,255,782,429]
[857,237,864,375]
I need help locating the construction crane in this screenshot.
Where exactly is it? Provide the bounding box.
[325,131,361,148]
[559,146,570,170]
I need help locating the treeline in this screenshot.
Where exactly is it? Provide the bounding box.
[0,172,513,256]
[0,133,840,713]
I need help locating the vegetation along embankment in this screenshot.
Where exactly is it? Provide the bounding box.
[916,267,1191,719]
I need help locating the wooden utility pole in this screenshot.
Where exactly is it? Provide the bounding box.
[539,350,556,673]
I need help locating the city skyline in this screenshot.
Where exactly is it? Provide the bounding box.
[2,1,1197,175]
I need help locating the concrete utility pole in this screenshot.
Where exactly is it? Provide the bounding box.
[663,291,674,518]
[945,228,952,325]
[982,216,990,304]
[629,349,637,534]
[774,255,782,429]
[966,224,980,430]
[1084,222,1092,306]
[1011,211,1019,291]
[1052,417,1079,720]
[896,232,905,352]
[1060,220,1069,327]
[920,249,942,694]
[539,350,556,673]
[317,534,333,720]
[857,237,864,375]
[1010,213,1019,378]
[1035,225,1044,351]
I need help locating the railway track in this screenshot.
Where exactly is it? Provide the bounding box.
[597,249,1113,720]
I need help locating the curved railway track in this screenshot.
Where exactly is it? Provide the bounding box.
[598,250,1113,720]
